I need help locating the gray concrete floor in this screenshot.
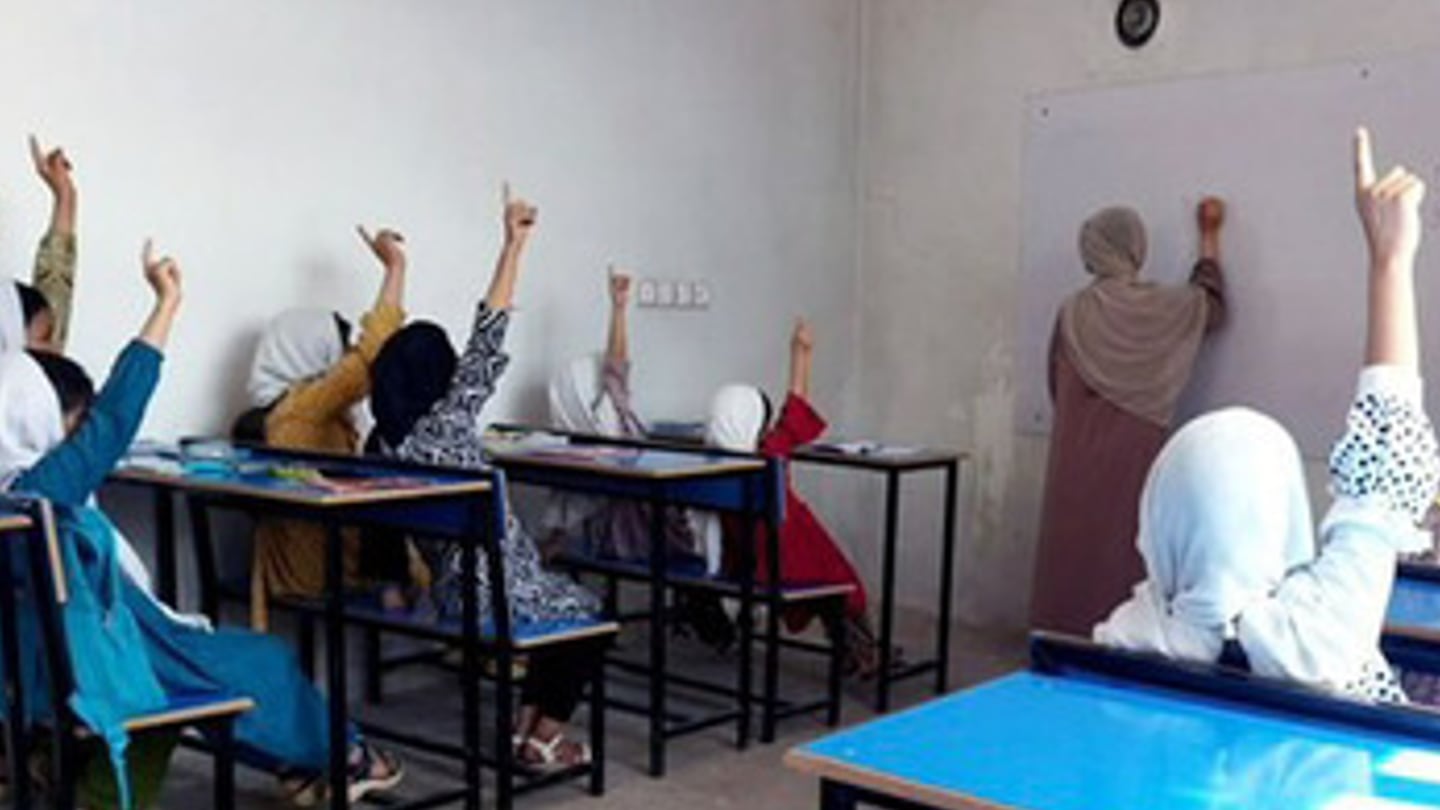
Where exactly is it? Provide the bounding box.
[155,611,1025,809]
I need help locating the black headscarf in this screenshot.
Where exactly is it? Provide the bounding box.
[369,321,458,451]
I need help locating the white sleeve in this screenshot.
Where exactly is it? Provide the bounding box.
[1238,517,1396,691]
[1325,365,1439,554]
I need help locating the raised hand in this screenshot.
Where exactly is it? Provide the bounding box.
[791,317,815,354]
[609,265,632,309]
[1355,127,1426,271]
[503,182,538,245]
[28,134,75,199]
[357,225,407,273]
[142,239,182,305]
[1197,197,1225,234]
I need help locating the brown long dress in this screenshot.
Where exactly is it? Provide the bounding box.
[1029,258,1225,635]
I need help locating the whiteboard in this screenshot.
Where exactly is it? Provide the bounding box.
[1017,53,1440,457]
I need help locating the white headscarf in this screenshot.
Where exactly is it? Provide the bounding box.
[0,351,65,489]
[246,309,347,408]
[688,384,771,574]
[1095,408,1318,670]
[704,384,768,452]
[0,282,29,353]
[549,354,623,436]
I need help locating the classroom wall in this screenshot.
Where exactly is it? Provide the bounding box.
[855,0,1440,630]
[0,0,863,439]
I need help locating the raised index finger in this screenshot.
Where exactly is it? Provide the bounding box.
[502,181,513,207]
[142,238,155,267]
[27,135,42,166]
[1355,127,1376,190]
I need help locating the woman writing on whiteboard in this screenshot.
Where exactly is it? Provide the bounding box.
[1095,128,1437,701]
[1030,198,1226,635]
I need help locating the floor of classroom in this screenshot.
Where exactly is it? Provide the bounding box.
[158,609,1026,809]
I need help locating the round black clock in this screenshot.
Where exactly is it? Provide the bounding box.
[1116,0,1160,49]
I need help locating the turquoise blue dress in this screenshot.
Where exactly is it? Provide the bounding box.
[5,341,345,807]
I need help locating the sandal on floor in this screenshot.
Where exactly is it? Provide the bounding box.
[514,732,592,773]
[279,743,404,807]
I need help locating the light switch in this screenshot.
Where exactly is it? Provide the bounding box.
[693,281,712,309]
[657,280,676,307]
[638,279,658,307]
[675,281,694,307]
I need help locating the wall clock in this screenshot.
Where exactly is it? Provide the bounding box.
[1116,0,1160,49]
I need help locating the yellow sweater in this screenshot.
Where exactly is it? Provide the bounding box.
[250,302,403,629]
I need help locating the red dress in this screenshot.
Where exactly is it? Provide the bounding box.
[729,394,868,631]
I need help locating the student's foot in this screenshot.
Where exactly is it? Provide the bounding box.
[515,726,591,772]
[348,742,404,802]
[279,743,404,807]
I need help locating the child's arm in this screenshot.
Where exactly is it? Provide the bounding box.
[278,228,407,421]
[29,135,78,349]
[484,183,537,312]
[606,267,631,366]
[1355,127,1423,370]
[761,319,825,457]
[18,243,181,505]
[788,318,813,402]
[1240,129,1439,690]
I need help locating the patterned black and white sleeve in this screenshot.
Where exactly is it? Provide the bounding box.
[397,303,512,469]
[1326,366,1440,552]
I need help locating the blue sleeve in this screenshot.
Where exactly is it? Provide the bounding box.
[16,341,162,506]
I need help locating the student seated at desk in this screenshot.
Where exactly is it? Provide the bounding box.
[1095,128,1439,702]
[241,226,419,629]
[368,185,602,769]
[543,267,705,564]
[701,319,882,678]
[0,243,402,807]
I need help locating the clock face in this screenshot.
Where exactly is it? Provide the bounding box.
[1116,0,1160,49]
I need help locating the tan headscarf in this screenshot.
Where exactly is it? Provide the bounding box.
[1059,206,1212,426]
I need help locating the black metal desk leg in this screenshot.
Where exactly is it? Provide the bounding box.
[876,470,901,713]
[821,779,859,810]
[324,524,350,810]
[187,498,219,623]
[589,644,607,796]
[363,629,383,705]
[155,491,177,607]
[0,544,30,810]
[647,490,669,777]
[937,461,959,695]
[736,512,755,750]
[463,497,484,810]
[210,717,237,810]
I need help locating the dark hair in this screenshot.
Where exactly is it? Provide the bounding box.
[14,282,49,326]
[757,390,774,444]
[334,313,353,348]
[27,350,95,418]
[369,321,457,449]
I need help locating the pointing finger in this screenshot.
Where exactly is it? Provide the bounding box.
[1355,127,1377,190]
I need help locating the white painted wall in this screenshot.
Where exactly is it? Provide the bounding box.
[856,0,1440,630]
[0,0,862,440]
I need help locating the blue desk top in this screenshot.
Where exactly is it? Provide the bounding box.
[1389,575,1440,636]
[485,440,764,479]
[789,671,1440,810]
[113,445,489,506]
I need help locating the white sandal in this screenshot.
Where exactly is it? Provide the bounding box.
[514,732,591,772]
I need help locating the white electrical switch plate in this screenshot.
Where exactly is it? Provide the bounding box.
[638,279,658,307]
[693,281,712,309]
[675,281,694,307]
[657,280,676,307]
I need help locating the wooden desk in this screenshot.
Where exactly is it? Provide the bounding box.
[485,441,795,777]
[491,423,970,712]
[109,445,498,810]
